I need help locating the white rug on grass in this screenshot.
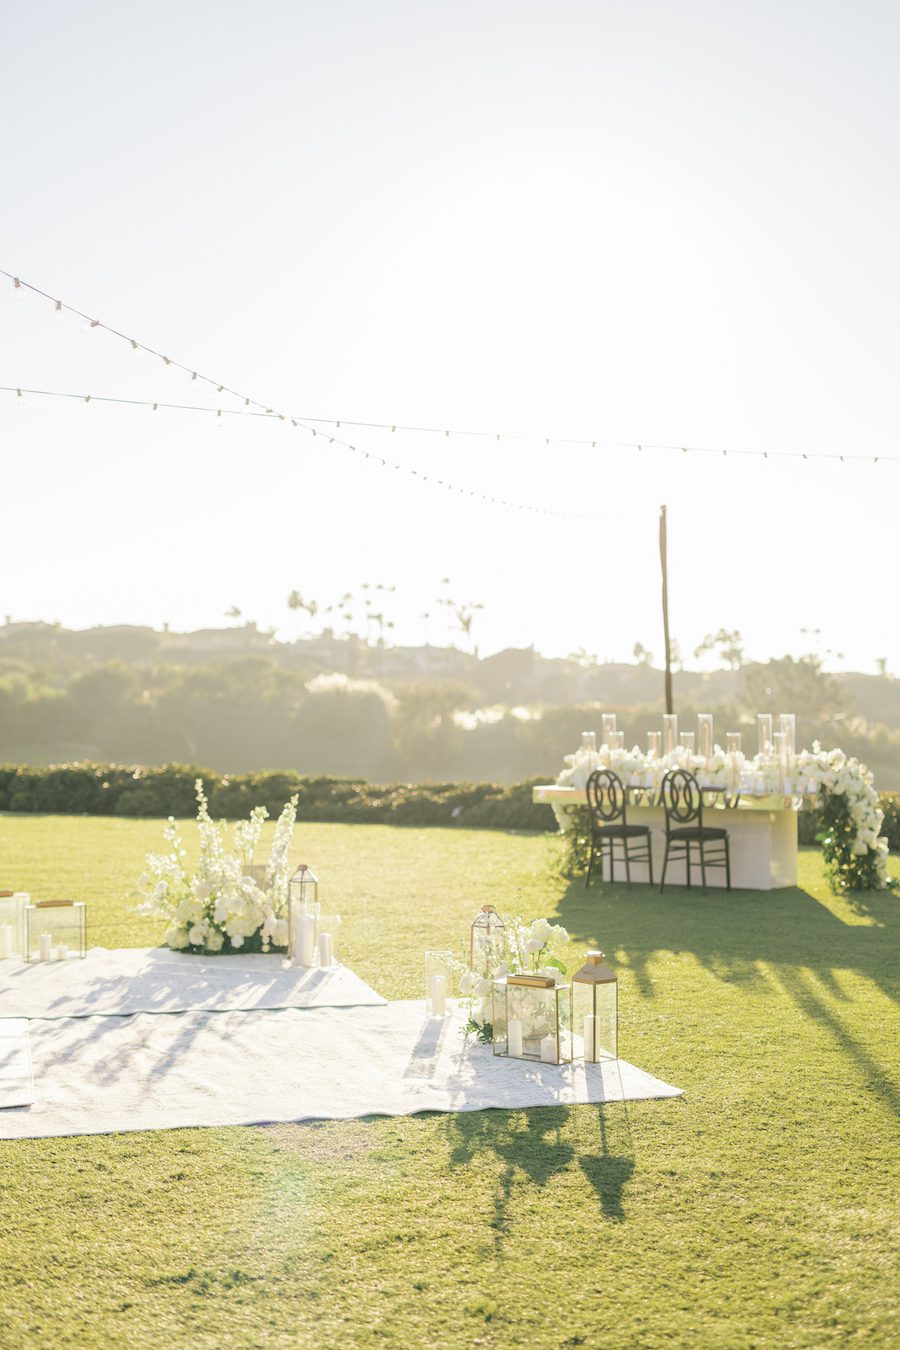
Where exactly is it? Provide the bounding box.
[0,948,385,1020]
[0,1002,682,1139]
[0,1020,34,1108]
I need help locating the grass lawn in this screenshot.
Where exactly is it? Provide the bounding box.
[1,814,898,1349]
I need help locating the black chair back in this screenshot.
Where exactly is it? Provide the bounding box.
[660,769,703,831]
[586,769,627,825]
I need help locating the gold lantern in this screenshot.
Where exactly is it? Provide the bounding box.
[287,864,319,963]
[573,950,617,1062]
[492,974,573,1065]
[470,904,505,975]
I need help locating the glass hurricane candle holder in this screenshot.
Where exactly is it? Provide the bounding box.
[581,731,597,754]
[679,732,696,754]
[779,713,796,768]
[492,974,573,1064]
[316,914,341,968]
[726,732,743,788]
[608,731,625,752]
[25,900,86,962]
[573,951,618,1062]
[773,732,789,791]
[757,713,773,757]
[425,950,453,1016]
[697,714,713,767]
[0,891,27,959]
[600,714,617,746]
[470,904,505,976]
[287,864,319,961]
[663,714,678,757]
[647,731,661,759]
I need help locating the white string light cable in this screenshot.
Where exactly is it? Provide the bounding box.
[0,385,604,520]
[3,269,895,467]
[1,273,603,520]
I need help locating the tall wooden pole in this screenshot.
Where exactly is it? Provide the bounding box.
[659,504,674,714]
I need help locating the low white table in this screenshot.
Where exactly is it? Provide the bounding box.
[532,784,804,890]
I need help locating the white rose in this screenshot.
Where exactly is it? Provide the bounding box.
[525,938,544,954]
[230,934,245,949]
[165,925,189,950]
[474,977,492,998]
[188,924,206,946]
[204,928,224,953]
[458,971,475,995]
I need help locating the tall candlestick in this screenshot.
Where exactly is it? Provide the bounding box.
[583,1013,599,1063]
[430,973,447,1016]
[540,1033,558,1064]
[507,1018,523,1057]
[0,924,12,959]
[38,932,53,962]
[317,931,334,968]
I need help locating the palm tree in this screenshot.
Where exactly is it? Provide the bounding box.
[225,605,242,625]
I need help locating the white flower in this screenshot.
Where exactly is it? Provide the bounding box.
[525,938,544,954]
[530,918,553,943]
[474,977,492,998]
[165,924,189,950]
[188,923,207,946]
[204,928,224,952]
[154,880,168,899]
[230,934,245,949]
[458,971,475,995]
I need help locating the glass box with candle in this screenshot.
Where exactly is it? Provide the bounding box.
[287,864,319,961]
[0,891,27,959]
[573,951,618,1062]
[425,950,453,1016]
[470,904,505,977]
[492,974,573,1065]
[25,900,86,962]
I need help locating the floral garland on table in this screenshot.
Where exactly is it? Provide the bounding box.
[456,915,571,1042]
[137,780,299,952]
[552,742,889,893]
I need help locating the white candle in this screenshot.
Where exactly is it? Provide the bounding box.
[38,932,53,962]
[583,1013,598,1063]
[296,914,316,967]
[507,1018,523,1057]
[317,931,334,968]
[540,1033,558,1064]
[430,973,446,1016]
[55,944,69,961]
[0,924,12,958]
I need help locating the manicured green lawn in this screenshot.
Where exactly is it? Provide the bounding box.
[1,814,898,1349]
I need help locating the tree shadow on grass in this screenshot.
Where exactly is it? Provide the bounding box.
[445,1101,635,1253]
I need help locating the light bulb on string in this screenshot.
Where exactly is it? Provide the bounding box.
[82,317,100,333]
[54,300,63,320]
[13,277,24,299]
[215,409,224,429]
[15,388,25,408]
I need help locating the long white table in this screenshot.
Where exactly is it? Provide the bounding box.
[532,784,803,890]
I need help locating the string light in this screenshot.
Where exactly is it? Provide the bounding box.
[3,268,897,472]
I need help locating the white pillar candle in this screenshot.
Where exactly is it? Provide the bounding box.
[38,932,53,962]
[540,1033,558,1064]
[296,914,316,967]
[583,1014,599,1063]
[0,924,12,958]
[507,1018,523,1057]
[317,931,334,968]
[55,944,69,961]
[430,973,447,1016]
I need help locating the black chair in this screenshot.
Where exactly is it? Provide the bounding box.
[659,769,731,893]
[585,769,654,887]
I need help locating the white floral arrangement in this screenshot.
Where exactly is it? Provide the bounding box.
[456,914,570,1040]
[553,738,889,889]
[137,780,299,953]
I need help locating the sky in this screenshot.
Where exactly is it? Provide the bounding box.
[2,0,899,671]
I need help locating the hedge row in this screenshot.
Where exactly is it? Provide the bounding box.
[0,762,556,832]
[1,762,897,848]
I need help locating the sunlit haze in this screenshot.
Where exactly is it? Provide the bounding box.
[3,0,899,670]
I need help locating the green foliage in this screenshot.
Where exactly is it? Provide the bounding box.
[0,761,557,832]
[816,790,889,893]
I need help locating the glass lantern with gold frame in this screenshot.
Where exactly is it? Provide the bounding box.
[470,904,505,976]
[287,864,319,962]
[573,950,617,1062]
[25,900,87,962]
[492,973,573,1065]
